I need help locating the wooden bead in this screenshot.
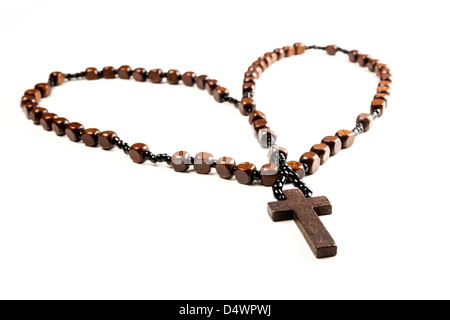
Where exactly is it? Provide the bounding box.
[35,83,51,98]
[30,107,48,125]
[283,45,295,57]
[380,74,392,81]
[356,113,374,132]
[195,75,210,89]
[98,131,118,150]
[238,98,255,116]
[24,89,42,102]
[51,117,69,136]
[377,86,390,95]
[49,72,65,86]
[321,136,342,156]
[252,118,269,134]
[244,71,258,79]
[371,99,386,116]
[273,48,286,60]
[235,162,256,185]
[182,72,196,86]
[243,77,256,84]
[300,152,320,175]
[268,145,288,163]
[85,68,99,80]
[102,66,116,79]
[205,79,220,95]
[357,54,371,67]
[65,122,85,142]
[248,110,266,124]
[294,42,306,55]
[23,102,37,118]
[367,59,379,72]
[132,68,147,82]
[243,83,255,97]
[166,69,181,84]
[171,151,191,172]
[348,50,360,63]
[379,80,391,87]
[248,65,263,77]
[335,130,355,148]
[21,95,36,108]
[194,152,214,174]
[82,128,101,147]
[213,87,229,103]
[40,113,58,131]
[258,128,277,148]
[215,157,236,179]
[287,161,305,179]
[326,45,338,55]
[374,93,389,102]
[378,67,391,76]
[148,69,163,83]
[310,144,330,165]
[375,63,387,76]
[262,52,275,66]
[253,59,267,71]
[129,143,149,163]
[118,65,132,79]
[260,163,279,186]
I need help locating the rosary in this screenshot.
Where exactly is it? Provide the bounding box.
[20,43,390,259]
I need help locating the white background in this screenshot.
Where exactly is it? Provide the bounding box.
[0,0,449,300]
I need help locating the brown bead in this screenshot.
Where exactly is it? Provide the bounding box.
[52,117,69,136]
[98,131,118,150]
[49,72,65,86]
[21,96,36,108]
[273,48,286,60]
[356,113,374,132]
[166,69,181,84]
[248,110,266,124]
[310,144,330,165]
[377,86,390,95]
[85,67,99,80]
[287,161,305,179]
[215,157,236,179]
[244,70,258,79]
[65,122,85,142]
[35,83,51,98]
[82,128,101,147]
[205,79,220,95]
[238,98,255,116]
[248,65,263,77]
[348,50,360,62]
[129,143,149,164]
[374,93,389,102]
[118,65,132,79]
[283,45,295,57]
[243,83,255,97]
[23,102,38,119]
[213,87,229,103]
[335,130,355,148]
[367,59,379,72]
[321,136,342,156]
[375,63,387,76]
[263,52,275,66]
[24,89,42,102]
[132,68,147,82]
[268,145,288,163]
[380,74,392,81]
[326,45,338,55]
[300,152,321,175]
[253,59,267,71]
[171,151,191,172]
[40,113,58,131]
[102,66,116,79]
[195,75,209,89]
[181,71,196,86]
[260,163,279,187]
[29,107,48,125]
[258,128,277,148]
[194,152,214,174]
[379,80,391,87]
[148,69,163,83]
[243,77,256,84]
[252,118,269,134]
[357,54,371,67]
[235,162,256,185]
[294,42,306,55]
[378,67,391,76]
[371,99,386,116]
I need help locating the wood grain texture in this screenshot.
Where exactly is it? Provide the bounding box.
[267,189,336,258]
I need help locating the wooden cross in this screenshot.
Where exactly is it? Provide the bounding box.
[267,189,337,258]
